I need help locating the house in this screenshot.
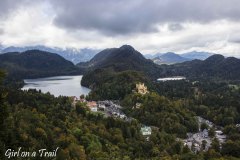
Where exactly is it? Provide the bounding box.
[98,104,106,110]
[87,101,98,112]
[136,83,149,95]
[119,114,126,119]
[141,126,152,136]
[135,103,141,109]
[215,130,223,135]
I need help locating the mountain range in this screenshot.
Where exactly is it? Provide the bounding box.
[145,51,214,65]
[0,45,215,65]
[166,54,240,80]
[0,45,99,64]
[0,45,240,82]
[79,45,240,84]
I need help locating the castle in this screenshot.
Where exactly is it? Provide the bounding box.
[136,83,149,95]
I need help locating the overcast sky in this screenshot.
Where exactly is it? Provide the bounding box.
[0,0,240,57]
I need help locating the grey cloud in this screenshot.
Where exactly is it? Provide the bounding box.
[0,0,40,18]
[230,39,240,44]
[0,28,4,35]
[0,0,25,17]
[229,35,240,44]
[168,23,184,31]
[51,0,240,35]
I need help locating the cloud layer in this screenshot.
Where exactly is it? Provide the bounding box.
[52,0,240,35]
[0,0,240,57]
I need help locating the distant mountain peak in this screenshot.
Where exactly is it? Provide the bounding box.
[0,50,79,79]
[119,45,135,51]
[77,45,158,75]
[152,52,189,65]
[163,52,177,56]
[205,54,225,62]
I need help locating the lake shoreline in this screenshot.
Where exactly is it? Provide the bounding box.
[22,75,91,97]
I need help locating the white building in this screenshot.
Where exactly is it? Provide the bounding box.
[98,104,106,110]
[141,126,152,136]
[90,107,98,112]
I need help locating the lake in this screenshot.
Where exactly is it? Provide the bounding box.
[22,75,91,97]
[157,76,186,82]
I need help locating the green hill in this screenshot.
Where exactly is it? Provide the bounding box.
[0,50,81,79]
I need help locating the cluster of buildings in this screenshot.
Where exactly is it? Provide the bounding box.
[182,116,226,152]
[71,96,128,120]
[70,82,153,139]
[97,100,128,120]
[86,101,98,112]
[183,129,211,152]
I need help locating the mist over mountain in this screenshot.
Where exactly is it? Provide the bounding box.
[181,51,214,60]
[144,51,213,65]
[144,53,163,59]
[0,45,99,64]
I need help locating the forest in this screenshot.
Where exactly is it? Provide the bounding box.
[1,68,240,159]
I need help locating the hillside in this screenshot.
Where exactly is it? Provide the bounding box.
[0,50,80,79]
[78,45,161,77]
[166,54,240,80]
[80,46,240,92]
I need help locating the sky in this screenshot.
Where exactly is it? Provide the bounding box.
[0,0,240,57]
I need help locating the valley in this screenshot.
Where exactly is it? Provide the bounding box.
[1,1,240,159]
[1,45,240,159]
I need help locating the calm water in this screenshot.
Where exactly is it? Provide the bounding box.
[157,76,186,82]
[22,75,91,97]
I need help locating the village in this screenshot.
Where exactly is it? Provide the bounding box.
[182,116,226,152]
[71,82,228,152]
[71,83,152,138]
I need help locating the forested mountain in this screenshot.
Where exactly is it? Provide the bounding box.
[0,50,80,79]
[77,45,159,73]
[81,46,240,92]
[165,54,240,80]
